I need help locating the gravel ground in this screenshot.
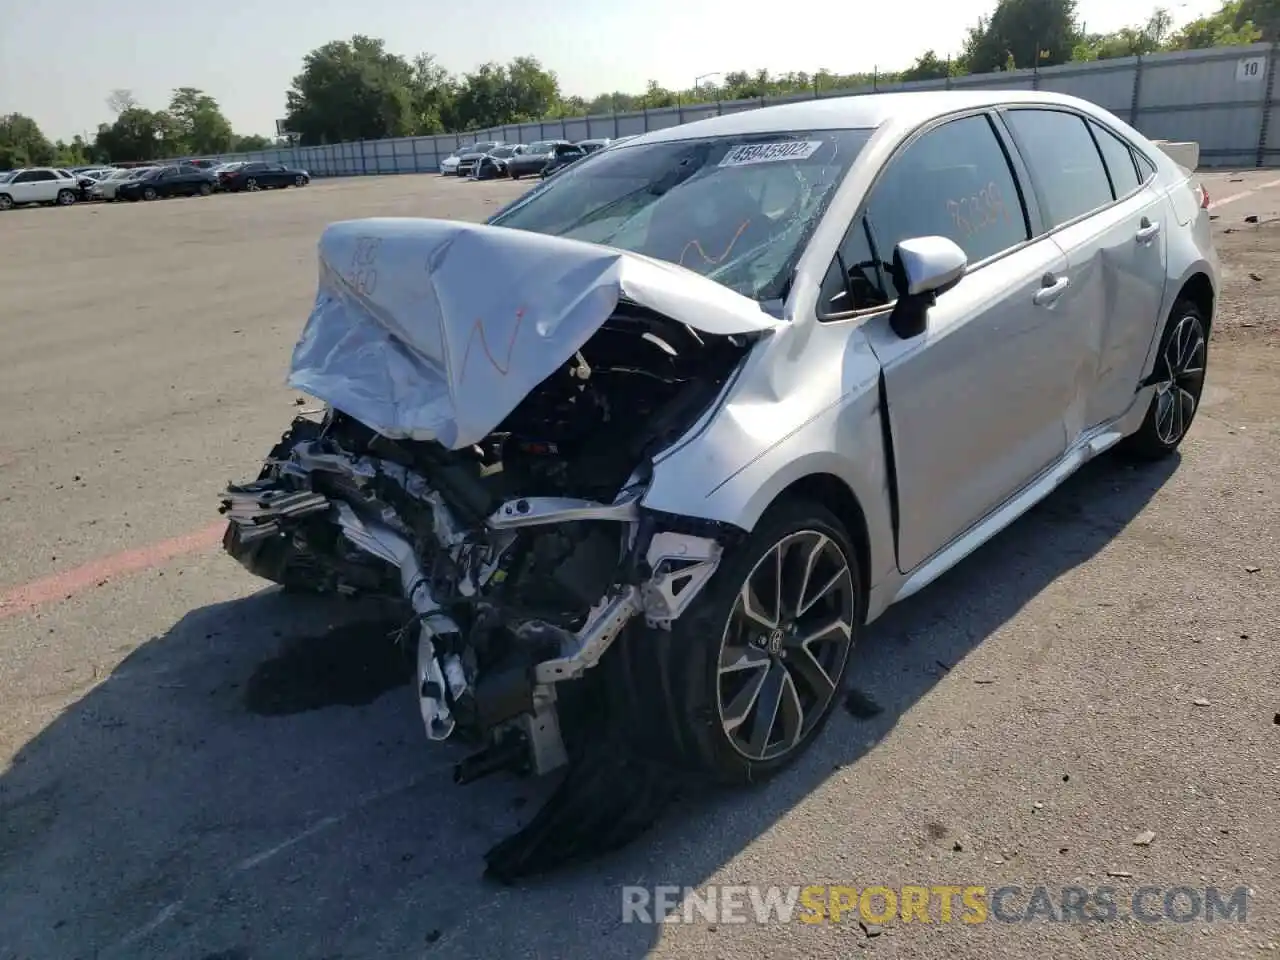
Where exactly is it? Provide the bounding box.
[0,170,1276,960]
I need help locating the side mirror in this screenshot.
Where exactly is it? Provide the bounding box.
[888,236,968,340]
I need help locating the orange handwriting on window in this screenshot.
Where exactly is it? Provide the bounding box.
[679,219,753,269]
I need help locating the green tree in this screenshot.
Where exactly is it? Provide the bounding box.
[93,107,172,162]
[233,133,273,152]
[0,113,54,168]
[284,36,418,145]
[1172,0,1264,46]
[1074,8,1173,59]
[901,50,958,81]
[168,87,236,155]
[964,0,1081,73]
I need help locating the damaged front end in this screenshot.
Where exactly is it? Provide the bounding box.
[221,218,775,870]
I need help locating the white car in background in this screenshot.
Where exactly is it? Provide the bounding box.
[439,152,461,175]
[0,168,81,209]
[91,167,156,201]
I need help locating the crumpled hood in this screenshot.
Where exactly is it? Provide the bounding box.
[287,217,782,449]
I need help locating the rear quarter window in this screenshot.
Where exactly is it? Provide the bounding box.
[1089,120,1141,198]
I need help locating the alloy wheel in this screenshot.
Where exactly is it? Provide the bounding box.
[0,195,11,211]
[295,175,305,186]
[247,178,260,191]
[716,530,856,762]
[1153,312,1207,446]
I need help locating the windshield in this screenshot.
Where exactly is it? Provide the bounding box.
[489,128,872,301]
[491,147,517,158]
[0,171,14,184]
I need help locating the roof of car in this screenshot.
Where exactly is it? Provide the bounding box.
[627,89,1102,145]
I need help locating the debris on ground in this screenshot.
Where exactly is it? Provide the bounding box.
[844,687,884,719]
[1245,565,1261,573]
[1250,273,1265,282]
[1106,870,1133,878]
[1133,830,1156,846]
[1193,698,1212,707]
[859,921,885,938]
[1246,215,1260,223]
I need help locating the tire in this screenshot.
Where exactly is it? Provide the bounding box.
[1118,299,1209,460]
[0,194,12,211]
[246,178,260,192]
[511,171,521,180]
[142,186,157,201]
[605,498,862,785]
[294,174,306,187]
[56,189,77,206]
[198,182,212,197]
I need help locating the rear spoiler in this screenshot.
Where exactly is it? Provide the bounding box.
[1152,140,1200,173]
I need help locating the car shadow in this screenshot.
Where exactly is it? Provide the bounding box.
[0,453,1177,959]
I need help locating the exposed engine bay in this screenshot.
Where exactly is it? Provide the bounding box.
[222,304,749,789]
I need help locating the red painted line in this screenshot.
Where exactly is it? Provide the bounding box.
[0,522,226,620]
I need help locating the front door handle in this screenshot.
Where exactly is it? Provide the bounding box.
[1136,217,1161,243]
[1033,274,1071,307]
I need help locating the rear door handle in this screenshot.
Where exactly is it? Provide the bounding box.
[1136,218,1161,243]
[1033,274,1071,307]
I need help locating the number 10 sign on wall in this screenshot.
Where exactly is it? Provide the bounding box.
[1237,57,1266,82]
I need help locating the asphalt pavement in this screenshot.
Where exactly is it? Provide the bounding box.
[0,170,1277,960]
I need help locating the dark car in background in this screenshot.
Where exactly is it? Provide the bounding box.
[455,141,503,178]
[539,141,590,178]
[471,144,525,180]
[117,164,218,201]
[505,140,568,179]
[219,161,311,192]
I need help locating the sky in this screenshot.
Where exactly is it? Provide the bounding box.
[0,0,1225,141]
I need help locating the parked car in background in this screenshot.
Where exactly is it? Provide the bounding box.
[539,141,589,178]
[471,144,524,180]
[186,159,220,172]
[117,164,217,201]
[89,167,152,201]
[576,138,612,154]
[218,161,311,192]
[0,168,81,209]
[439,151,462,175]
[506,140,567,179]
[456,141,504,178]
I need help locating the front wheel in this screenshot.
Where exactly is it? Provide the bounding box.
[0,194,13,211]
[142,186,157,201]
[198,182,212,196]
[510,171,521,180]
[607,499,862,785]
[294,174,307,187]
[56,189,77,206]
[1119,299,1209,460]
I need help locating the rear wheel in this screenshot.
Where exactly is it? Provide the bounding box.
[246,178,260,192]
[1119,299,1208,460]
[606,498,862,785]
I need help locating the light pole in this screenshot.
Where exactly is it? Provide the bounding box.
[694,72,722,97]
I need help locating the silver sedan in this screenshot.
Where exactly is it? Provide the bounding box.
[224,89,1216,874]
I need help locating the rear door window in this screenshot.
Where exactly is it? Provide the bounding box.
[1088,120,1141,199]
[865,113,1030,268]
[1004,109,1114,227]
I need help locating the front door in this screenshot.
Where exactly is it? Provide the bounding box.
[855,112,1082,572]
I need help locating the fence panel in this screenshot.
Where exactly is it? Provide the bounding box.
[194,41,1277,173]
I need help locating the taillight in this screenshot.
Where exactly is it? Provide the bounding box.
[1198,183,1210,209]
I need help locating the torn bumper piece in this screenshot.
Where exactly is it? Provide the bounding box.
[220,435,725,781]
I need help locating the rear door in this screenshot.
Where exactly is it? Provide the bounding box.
[1000,108,1170,439]
[849,112,1079,572]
